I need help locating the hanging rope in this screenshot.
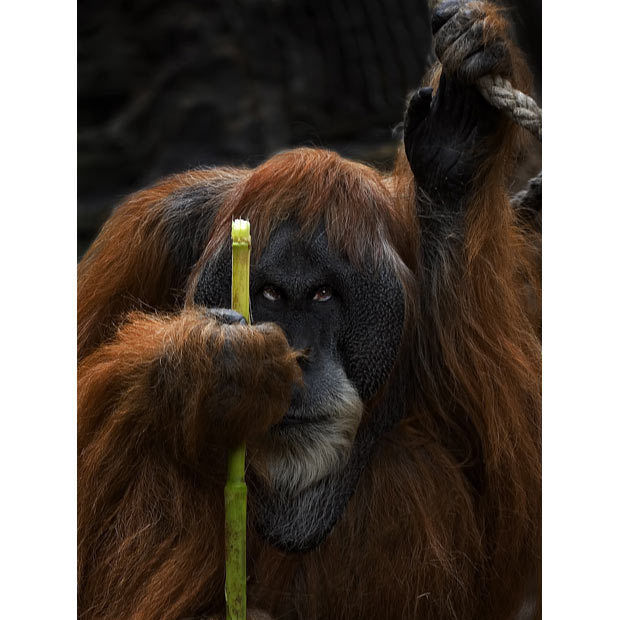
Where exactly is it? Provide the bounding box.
[477,75,541,141]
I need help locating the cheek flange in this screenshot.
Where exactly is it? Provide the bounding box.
[340,265,405,401]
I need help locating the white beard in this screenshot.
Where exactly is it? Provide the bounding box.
[256,366,364,496]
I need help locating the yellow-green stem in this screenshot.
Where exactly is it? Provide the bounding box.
[225,219,251,620]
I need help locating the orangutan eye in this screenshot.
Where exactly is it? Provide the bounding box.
[313,286,333,302]
[262,285,282,302]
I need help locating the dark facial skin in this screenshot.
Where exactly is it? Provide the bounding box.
[194,220,405,551]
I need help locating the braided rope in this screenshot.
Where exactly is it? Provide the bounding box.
[477,75,541,141]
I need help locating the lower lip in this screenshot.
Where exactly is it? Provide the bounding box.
[277,415,330,428]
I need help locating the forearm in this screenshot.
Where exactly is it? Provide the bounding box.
[78,308,300,618]
[78,309,298,460]
[406,1,533,254]
[399,2,540,395]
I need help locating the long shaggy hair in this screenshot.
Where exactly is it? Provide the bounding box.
[78,43,541,620]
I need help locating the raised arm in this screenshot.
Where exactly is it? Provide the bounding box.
[404,0,532,222]
[395,4,541,615]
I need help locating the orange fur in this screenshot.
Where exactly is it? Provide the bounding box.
[78,3,541,617]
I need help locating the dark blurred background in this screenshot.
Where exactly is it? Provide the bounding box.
[78,0,541,258]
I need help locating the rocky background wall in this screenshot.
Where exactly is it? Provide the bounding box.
[78,0,541,258]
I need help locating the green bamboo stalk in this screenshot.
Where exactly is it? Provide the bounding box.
[225,219,251,620]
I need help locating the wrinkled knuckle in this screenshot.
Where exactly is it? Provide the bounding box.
[431,0,463,34]
[207,307,247,325]
[456,5,481,32]
[255,322,281,338]
[435,8,483,67]
[492,42,511,69]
